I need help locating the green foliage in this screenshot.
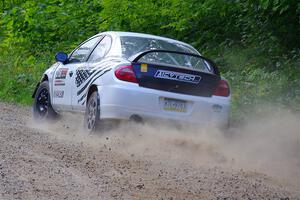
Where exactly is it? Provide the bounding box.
[1,0,103,52]
[100,0,241,48]
[0,0,299,123]
[219,45,300,123]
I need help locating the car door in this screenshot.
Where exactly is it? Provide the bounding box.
[52,36,102,111]
[71,35,113,110]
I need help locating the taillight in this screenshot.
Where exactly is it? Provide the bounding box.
[115,65,137,83]
[213,80,230,97]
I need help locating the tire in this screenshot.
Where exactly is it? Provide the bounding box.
[84,91,101,133]
[33,81,58,121]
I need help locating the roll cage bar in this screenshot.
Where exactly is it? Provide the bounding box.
[130,49,220,76]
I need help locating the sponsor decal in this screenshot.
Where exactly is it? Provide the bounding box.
[154,70,201,84]
[54,79,65,86]
[140,63,148,72]
[212,104,222,112]
[55,68,68,79]
[53,90,64,98]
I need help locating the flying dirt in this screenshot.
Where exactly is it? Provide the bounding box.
[0,102,299,199]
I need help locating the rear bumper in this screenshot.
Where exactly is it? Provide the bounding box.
[97,83,230,127]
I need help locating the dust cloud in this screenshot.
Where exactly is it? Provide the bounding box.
[28,106,300,189]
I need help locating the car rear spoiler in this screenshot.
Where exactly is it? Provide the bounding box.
[130,49,220,76]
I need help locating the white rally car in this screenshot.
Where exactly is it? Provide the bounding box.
[32,31,231,132]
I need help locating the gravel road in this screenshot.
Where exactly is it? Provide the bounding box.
[0,102,299,200]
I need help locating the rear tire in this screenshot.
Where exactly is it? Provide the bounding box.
[84,91,101,133]
[33,81,58,121]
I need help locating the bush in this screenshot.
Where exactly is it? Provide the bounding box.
[0,0,299,123]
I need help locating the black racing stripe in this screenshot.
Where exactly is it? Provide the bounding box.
[77,68,112,96]
[77,67,108,96]
[77,93,87,103]
[77,68,112,103]
[77,68,111,96]
[88,69,112,87]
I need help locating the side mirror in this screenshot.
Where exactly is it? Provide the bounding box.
[55,52,68,64]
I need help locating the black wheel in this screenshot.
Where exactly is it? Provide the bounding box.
[33,81,58,121]
[84,91,100,133]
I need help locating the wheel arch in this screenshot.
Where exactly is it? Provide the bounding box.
[41,74,49,82]
[86,84,98,102]
[32,74,49,98]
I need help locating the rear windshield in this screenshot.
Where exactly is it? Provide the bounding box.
[120,36,213,73]
[120,36,197,58]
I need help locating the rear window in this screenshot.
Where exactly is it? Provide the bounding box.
[120,36,197,57]
[120,36,213,73]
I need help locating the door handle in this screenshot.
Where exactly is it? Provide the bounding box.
[69,71,73,77]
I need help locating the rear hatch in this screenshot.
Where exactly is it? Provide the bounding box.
[131,50,220,97]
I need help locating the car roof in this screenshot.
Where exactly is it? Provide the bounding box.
[98,31,200,54]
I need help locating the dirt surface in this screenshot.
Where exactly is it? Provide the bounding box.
[0,102,299,200]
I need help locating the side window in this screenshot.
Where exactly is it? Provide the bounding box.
[69,37,100,63]
[88,36,112,62]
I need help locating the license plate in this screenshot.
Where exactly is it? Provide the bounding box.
[163,98,187,113]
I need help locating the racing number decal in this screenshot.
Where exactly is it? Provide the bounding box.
[53,90,64,98]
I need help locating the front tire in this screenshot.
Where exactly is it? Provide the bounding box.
[33,81,58,121]
[84,91,101,133]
